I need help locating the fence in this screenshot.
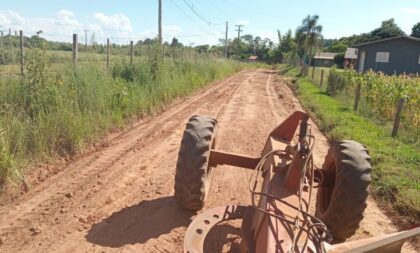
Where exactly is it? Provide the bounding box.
[307,67,419,143]
[0,31,220,78]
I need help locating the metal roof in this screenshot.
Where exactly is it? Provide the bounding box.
[313,52,337,60]
[345,48,358,59]
[248,55,258,60]
[353,35,420,47]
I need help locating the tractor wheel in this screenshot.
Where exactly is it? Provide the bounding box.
[315,140,371,241]
[174,115,217,211]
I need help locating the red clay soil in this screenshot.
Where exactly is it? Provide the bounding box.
[0,69,417,252]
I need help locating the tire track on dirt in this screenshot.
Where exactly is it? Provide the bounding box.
[0,69,416,253]
[0,70,258,253]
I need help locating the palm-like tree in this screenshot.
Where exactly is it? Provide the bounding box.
[296,15,323,74]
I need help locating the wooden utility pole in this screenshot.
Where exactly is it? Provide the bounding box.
[158,0,162,45]
[83,29,89,47]
[130,41,134,64]
[235,24,243,40]
[391,98,406,137]
[106,38,110,68]
[224,21,228,58]
[19,30,24,76]
[72,34,78,65]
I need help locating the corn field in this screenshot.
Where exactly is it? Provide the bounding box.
[327,69,420,143]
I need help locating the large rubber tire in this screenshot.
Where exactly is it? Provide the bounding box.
[315,140,372,241]
[174,115,217,211]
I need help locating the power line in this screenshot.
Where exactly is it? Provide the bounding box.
[182,0,224,26]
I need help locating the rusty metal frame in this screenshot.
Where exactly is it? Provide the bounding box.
[207,111,308,171]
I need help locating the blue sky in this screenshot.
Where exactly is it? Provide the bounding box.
[1,0,419,45]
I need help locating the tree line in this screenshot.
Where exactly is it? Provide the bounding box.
[1,18,419,66]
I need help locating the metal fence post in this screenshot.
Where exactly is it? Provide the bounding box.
[391,98,406,137]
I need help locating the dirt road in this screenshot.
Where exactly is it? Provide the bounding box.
[0,69,415,252]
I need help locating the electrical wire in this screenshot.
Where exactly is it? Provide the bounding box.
[182,0,224,26]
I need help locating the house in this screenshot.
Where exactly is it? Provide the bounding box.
[312,52,337,67]
[344,48,358,68]
[354,36,420,75]
[248,55,258,63]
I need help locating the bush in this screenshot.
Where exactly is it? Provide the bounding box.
[326,67,346,95]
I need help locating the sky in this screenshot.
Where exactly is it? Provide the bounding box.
[1,0,419,46]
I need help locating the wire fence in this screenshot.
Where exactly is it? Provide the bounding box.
[0,31,224,78]
[307,66,419,144]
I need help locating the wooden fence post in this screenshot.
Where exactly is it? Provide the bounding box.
[311,67,315,80]
[353,82,362,111]
[391,98,406,137]
[19,30,24,76]
[72,34,78,65]
[106,38,110,68]
[320,69,324,87]
[130,40,134,64]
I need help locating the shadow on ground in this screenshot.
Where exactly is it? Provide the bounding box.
[86,196,194,248]
[204,222,243,253]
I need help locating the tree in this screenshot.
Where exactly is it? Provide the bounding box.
[370,18,405,40]
[170,37,182,47]
[279,29,296,54]
[296,15,323,73]
[411,22,420,38]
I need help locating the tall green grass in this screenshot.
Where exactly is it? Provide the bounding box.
[0,47,243,184]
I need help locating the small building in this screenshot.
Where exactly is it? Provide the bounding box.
[248,55,258,63]
[344,48,358,68]
[354,36,420,75]
[312,52,337,67]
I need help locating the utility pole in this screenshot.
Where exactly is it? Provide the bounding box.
[83,29,89,47]
[224,21,228,58]
[158,0,162,45]
[235,24,243,40]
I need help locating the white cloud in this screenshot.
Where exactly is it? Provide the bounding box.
[93,13,133,33]
[400,8,420,15]
[55,9,79,27]
[236,20,250,26]
[0,10,25,28]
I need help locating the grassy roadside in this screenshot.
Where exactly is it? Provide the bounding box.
[0,48,245,185]
[281,66,419,221]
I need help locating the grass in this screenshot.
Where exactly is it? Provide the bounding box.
[0,47,245,186]
[281,65,420,221]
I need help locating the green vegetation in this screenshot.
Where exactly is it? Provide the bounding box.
[282,66,420,221]
[326,69,419,144]
[0,46,243,184]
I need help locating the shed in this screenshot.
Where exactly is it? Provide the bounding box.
[354,36,420,75]
[312,52,337,67]
[344,48,358,68]
[248,55,258,62]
